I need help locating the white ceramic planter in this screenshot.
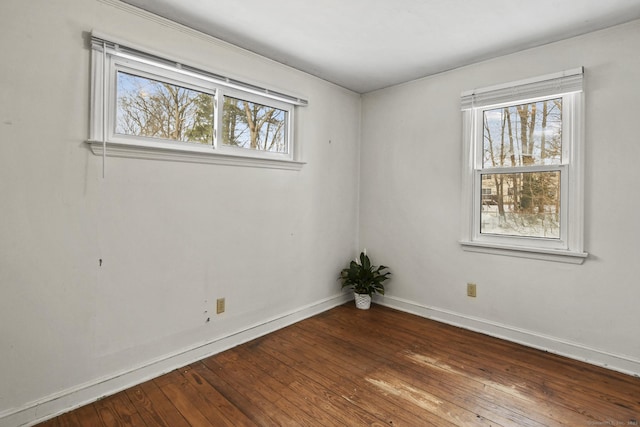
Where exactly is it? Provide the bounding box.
[354,293,372,310]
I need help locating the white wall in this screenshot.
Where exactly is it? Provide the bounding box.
[0,0,361,424]
[361,20,640,375]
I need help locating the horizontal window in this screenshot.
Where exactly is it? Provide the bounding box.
[88,33,307,170]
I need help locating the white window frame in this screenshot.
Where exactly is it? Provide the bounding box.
[88,32,306,171]
[460,68,588,264]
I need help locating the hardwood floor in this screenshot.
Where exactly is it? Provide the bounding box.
[38,303,640,426]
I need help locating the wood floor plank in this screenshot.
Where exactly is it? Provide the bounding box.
[314,304,627,425]
[287,319,511,426]
[190,361,284,426]
[71,402,104,427]
[153,370,217,427]
[173,365,250,427]
[348,304,640,423]
[200,356,306,426]
[250,328,423,426]
[294,317,548,426]
[179,365,256,427]
[206,349,322,426]
[93,390,147,427]
[330,304,634,425]
[125,380,190,427]
[35,303,640,427]
[305,308,583,425]
[220,346,342,426]
[234,341,389,426]
[50,410,84,427]
[257,325,456,426]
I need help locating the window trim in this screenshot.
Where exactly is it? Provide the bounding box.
[87,32,307,170]
[460,69,588,264]
[86,139,305,170]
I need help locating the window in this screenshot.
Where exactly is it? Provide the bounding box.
[116,71,215,145]
[221,94,288,154]
[460,68,587,263]
[88,33,307,170]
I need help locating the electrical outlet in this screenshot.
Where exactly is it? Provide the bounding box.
[216,298,225,314]
[467,283,477,298]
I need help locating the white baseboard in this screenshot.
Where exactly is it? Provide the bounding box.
[0,293,352,427]
[375,294,640,377]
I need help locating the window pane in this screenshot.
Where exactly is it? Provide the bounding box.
[116,72,214,144]
[480,172,560,239]
[222,96,287,153]
[483,98,562,168]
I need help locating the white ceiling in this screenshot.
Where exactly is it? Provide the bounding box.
[121,0,640,93]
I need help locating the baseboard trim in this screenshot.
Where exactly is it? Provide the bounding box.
[375,294,640,377]
[1,293,352,427]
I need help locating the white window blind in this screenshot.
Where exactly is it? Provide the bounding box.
[90,32,308,107]
[461,67,583,110]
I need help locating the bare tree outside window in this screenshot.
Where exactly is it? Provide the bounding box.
[481,98,562,238]
[116,72,214,144]
[222,96,287,153]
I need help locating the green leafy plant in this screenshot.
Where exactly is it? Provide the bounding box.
[339,251,391,296]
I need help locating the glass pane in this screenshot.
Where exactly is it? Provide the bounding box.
[480,172,560,238]
[222,96,287,153]
[116,72,214,144]
[483,98,562,168]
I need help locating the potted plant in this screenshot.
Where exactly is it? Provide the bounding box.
[339,250,391,310]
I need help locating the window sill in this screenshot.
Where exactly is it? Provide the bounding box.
[460,240,588,264]
[86,140,305,171]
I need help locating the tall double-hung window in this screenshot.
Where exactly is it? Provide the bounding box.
[460,68,587,263]
[88,33,307,170]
